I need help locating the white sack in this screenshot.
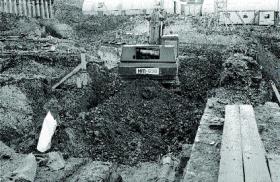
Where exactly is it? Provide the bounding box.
[37,111,57,153]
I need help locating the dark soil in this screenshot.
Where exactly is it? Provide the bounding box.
[179,46,224,100]
[82,79,204,165]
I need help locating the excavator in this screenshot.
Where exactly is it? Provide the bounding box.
[118,8,179,85]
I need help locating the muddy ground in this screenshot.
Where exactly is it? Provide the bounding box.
[0,8,279,181]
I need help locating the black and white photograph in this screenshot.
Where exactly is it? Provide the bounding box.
[0,0,280,181]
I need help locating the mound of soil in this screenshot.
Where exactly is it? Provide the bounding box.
[81,79,203,165]
[0,13,41,36]
[220,53,262,87]
[179,47,224,100]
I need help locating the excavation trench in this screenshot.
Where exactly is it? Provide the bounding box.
[0,44,226,166]
[0,41,275,182]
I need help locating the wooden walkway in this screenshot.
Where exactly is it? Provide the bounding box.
[218,105,279,182]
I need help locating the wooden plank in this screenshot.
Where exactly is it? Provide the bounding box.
[218,105,244,182]
[52,64,81,90]
[240,105,272,182]
[267,154,280,182]
[271,81,280,105]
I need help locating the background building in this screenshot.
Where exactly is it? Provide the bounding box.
[83,0,184,15]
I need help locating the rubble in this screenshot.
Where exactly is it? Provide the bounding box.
[69,161,121,182]
[6,153,37,182]
[0,141,16,160]
[46,23,75,39]
[47,152,66,171]
[0,3,279,181]
[220,53,262,87]
[0,85,34,143]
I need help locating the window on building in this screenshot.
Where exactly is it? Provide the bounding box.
[264,14,270,19]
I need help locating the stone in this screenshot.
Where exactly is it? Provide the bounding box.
[47,23,74,39]
[47,152,66,171]
[0,141,16,160]
[9,153,37,182]
[69,161,113,181]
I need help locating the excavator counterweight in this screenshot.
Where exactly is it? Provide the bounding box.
[118,8,179,84]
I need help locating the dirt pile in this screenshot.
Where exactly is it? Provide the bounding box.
[0,13,42,37]
[82,79,203,165]
[211,53,271,105]
[220,53,262,87]
[179,47,224,100]
[0,85,34,142]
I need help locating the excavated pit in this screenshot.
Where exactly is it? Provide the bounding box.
[1,11,278,181]
[1,40,272,167]
[0,44,226,165]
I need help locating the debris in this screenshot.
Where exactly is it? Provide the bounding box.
[37,111,58,153]
[84,79,203,164]
[69,161,121,182]
[47,152,66,171]
[271,81,280,105]
[0,141,16,160]
[0,85,34,142]
[156,154,177,182]
[46,23,74,39]
[8,153,37,182]
[220,53,262,87]
[210,141,216,145]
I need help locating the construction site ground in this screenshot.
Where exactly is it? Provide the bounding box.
[1,8,280,182]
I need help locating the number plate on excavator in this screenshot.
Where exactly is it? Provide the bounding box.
[136,68,159,75]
